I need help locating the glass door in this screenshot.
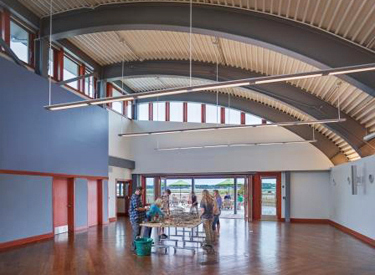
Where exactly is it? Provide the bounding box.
[261,177,277,220]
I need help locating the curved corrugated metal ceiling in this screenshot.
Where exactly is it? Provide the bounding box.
[19,0,375,51]
[68,30,375,135]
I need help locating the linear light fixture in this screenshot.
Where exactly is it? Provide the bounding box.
[328,66,375,76]
[119,118,346,137]
[254,73,322,84]
[48,103,89,110]
[45,63,375,111]
[156,139,317,151]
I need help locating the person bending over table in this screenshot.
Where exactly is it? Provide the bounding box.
[200,190,214,248]
[129,186,147,252]
[143,198,165,238]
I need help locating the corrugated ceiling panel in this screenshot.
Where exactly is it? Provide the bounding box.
[68,30,375,138]
[19,0,375,50]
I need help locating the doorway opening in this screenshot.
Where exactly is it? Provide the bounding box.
[261,177,277,221]
[53,177,74,234]
[141,175,250,219]
[252,172,281,221]
[116,180,132,217]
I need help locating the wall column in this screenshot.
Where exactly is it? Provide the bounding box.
[284,171,291,222]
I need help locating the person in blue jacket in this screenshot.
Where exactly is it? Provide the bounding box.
[142,198,165,238]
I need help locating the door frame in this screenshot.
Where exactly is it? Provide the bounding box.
[52,177,75,233]
[116,179,132,217]
[252,172,282,221]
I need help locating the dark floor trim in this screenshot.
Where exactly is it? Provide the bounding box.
[280,218,329,224]
[329,220,375,248]
[0,233,54,250]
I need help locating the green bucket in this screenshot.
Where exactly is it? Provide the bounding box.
[135,238,153,256]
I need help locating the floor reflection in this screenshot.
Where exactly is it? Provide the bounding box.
[1,217,375,275]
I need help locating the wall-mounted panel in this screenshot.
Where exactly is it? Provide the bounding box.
[0,57,108,177]
[0,174,52,243]
[103,180,109,223]
[74,178,88,229]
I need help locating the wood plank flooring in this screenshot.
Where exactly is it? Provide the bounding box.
[1,218,375,275]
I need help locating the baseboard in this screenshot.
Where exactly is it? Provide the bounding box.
[0,232,54,250]
[328,220,375,248]
[109,217,117,222]
[74,226,88,232]
[280,218,329,224]
[117,213,126,216]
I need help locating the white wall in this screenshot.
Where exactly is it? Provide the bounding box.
[108,110,133,219]
[109,110,133,160]
[290,171,330,219]
[129,121,333,174]
[330,155,375,239]
[108,166,132,218]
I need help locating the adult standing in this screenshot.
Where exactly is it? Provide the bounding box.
[200,190,215,249]
[189,191,199,215]
[129,186,147,251]
[212,190,222,236]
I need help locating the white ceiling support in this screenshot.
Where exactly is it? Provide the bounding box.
[155,139,317,151]
[118,118,346,137]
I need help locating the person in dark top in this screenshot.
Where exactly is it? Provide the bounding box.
[200,189,214,247]
[129,186,147,251]
[190,191,198,214]
[224,192,231,200]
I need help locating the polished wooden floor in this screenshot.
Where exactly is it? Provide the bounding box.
[1,218,375,275]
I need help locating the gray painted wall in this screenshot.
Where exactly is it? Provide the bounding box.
[0,57,108,177]
[103,180,109,223]
[75,178,88,228]
[0,174,52,243]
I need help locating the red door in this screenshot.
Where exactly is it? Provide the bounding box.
[53,178,69,234]
[252,172,282,221]
[252,174,262,220]
[124,181,132,217]
[88,180,98,227]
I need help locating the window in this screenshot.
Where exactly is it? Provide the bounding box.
[10,21,29,63]
[112,89,123,114]
[228,109,241,125]
[245,113,262,125]
[187,103,201,123]
[127,102,133,119]
[116,182,124,197]
[206,104,220,124]
[63,56,79,89]
[138,103,149,121]
[170,102,183,122]
[48,49,54,77]
[84,70,95,98]
[146,178,155,204]
[153,102,166,121]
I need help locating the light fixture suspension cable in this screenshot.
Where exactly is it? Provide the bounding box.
[189,0,192,87]
[121,59,124,91]
[48,0,53,106]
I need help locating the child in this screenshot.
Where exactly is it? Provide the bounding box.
[143,198,165,238]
